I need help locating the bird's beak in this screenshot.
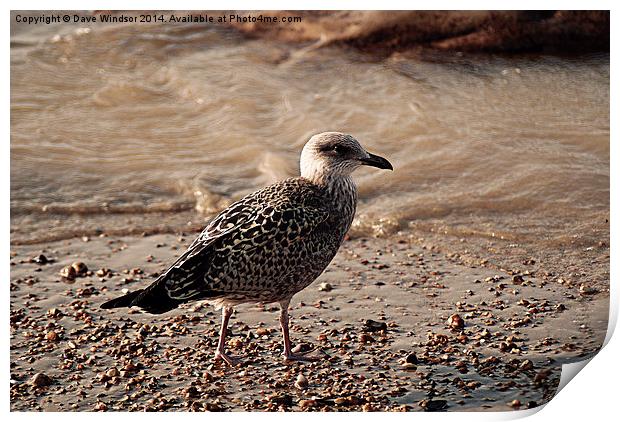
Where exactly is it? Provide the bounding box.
[360,152,393,170]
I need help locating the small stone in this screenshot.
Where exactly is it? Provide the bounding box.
[94,402,107,411]
[47,308,63,318]
[318,282,333,292]
[46,331,59,341]
[358,333,375,343]
[96,268,110,277]
[405,352,419,364]
[33,254,49,265]
[499,341,518,353]
[421,399,448,412]
[294,373,309,390]
[106,368,119,378]
[512,275,524,285]
[72,262,88,276]
[60,265,77,280]
[447,314,465,330]
[510,399,521,408]
[579,284,598,295]
[291,343,312,354]
[555,303,566,312]
[362,403,374,411]
[256,328,270,336]
[520,360,534,370]
[299,399,316,409]
[229,338,243,349]
[31,373,52,387]
[364,319,387,332]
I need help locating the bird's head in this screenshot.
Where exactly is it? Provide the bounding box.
[300,132,393,183]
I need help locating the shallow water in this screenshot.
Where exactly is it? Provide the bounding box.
[10,13,610,249]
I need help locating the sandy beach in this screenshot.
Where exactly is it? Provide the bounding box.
[10,228,609,411]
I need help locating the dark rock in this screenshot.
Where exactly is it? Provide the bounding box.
[364,319,388,332]
[421,399,448,412]
[33,254,49,265]
[405,352,419,364]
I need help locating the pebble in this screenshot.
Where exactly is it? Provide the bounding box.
[579,284,598,295]
[33,254,49,265]
[318,282,333,292]
[256,328,270,336]
[291,343,312,354]
[358,333,375,343]
[31,373,52,387]
[59,265,76,280]
[421,399,448,411]
[96,268,111,277]
[512,275,524,285]
[294,373,309,390]
[71,262,88,276]
[106,368,120,378]
[447,314,465,330]
[362,403,374,411]
[46,331,59,341]
[298,399,316,409]
[520,360,534,370]
[405,352,419,364]
[499,341,518,353]
[364,319,388,332]
[47,308,63,318]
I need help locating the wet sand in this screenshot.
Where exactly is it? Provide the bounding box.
[10,230,608,411]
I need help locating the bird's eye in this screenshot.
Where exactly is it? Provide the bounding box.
[333,145,346,154]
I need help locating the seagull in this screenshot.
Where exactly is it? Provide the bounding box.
[101,132,393,364]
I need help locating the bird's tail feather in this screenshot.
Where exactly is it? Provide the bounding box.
[100,289,144,309]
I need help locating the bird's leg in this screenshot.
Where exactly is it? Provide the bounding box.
[214,306,239,366]
[279,299,319,362]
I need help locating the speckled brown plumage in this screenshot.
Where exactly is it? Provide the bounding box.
[101,132,392,364]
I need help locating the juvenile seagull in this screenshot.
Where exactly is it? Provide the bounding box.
[101,132,392,364]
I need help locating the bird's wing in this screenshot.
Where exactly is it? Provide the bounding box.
[145,181,329,302]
